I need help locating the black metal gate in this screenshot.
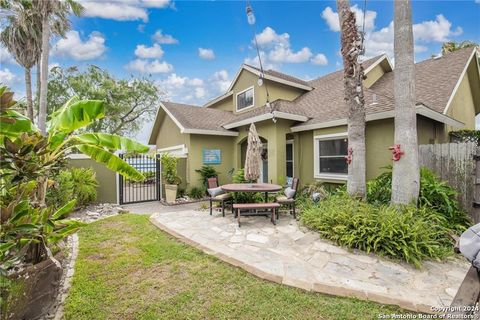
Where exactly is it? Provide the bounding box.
[119,154,161,204]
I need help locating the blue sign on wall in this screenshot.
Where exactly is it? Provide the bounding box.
[203,149,221,164]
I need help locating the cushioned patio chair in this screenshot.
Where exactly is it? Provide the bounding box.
[275,177,299,219]
[207,177,232,217]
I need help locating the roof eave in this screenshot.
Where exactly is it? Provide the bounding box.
[290,104,464,133]
[183,128,238,136]
[223,111,309,129]
[203,91,234,108]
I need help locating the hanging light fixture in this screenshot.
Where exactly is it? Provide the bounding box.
[246,3,255,25]
[246,1,274,122]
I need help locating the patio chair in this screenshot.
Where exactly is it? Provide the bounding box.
[207,177,232,217]
[275,177,299,219]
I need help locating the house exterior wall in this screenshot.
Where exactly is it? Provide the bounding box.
[234,119,294,184]
[294,116,444,186]
[67,157,118,204]
[364,64,386,88]
[155,112,189,149]
[208,70,305,114]
[207,95,233,111]
[187,134,235,189]
[445,60,479,133]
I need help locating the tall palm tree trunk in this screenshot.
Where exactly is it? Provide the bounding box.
[391,0,419,204]
[36,61,41,120]
[24,67,34,121]
[38,16,50,135]
[337,0,366,198]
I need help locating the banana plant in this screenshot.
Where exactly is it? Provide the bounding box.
[0,86,150,271]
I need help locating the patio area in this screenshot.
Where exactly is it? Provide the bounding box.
[149,208,470,314]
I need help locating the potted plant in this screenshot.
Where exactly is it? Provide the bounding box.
[161,153,182,203]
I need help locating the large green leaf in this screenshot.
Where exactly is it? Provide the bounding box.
[77,144,145,181]
[74,133,149,153]
[0,110,36,138]
[52,199,77,220]
[48,97,105,134]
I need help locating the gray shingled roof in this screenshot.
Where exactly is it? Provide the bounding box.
[244,64,312,88]
[368,48,475,114]
[156,48,476,135]
[161,101,236,132]
[291,48,475,128]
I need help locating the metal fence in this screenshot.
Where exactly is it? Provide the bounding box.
[118,154,161,204]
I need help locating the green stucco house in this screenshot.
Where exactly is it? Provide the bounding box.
[149,47,480,190]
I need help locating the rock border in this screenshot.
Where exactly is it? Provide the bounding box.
[149,212,434,314]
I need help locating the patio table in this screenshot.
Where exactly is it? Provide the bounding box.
[221,183,282,202]
[221,183,282,218]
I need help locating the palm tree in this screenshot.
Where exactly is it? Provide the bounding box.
[391,0,420,205]
[336,0,366,198]
[0,0,41,121]
[442,41,478,54]
[33,0,83,135]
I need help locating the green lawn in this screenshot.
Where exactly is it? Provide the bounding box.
[64,214,404,320]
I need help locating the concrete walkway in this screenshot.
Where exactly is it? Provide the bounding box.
[149,208,469,313]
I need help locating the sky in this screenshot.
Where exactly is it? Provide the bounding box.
[1,0,479,143]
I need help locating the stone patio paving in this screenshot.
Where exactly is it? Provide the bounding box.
[149,208,469,313]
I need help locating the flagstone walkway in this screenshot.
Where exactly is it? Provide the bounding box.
[149,209,469,313]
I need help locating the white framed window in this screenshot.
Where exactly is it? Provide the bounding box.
[236,86,254,112]
[313,133,348,180]
[286,140,294,180]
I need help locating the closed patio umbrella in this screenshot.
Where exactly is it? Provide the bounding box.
[244,123,262,181]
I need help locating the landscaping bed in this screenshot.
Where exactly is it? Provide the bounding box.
[63,214,403,320]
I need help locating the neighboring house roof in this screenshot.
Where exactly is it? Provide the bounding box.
[150,47,478,143]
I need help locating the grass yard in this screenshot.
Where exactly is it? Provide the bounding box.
[64,214,404,320]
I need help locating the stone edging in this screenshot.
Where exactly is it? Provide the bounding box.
[149,213,433,314]
[52,233,80,320]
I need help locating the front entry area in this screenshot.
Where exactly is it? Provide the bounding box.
[241,137,268,183]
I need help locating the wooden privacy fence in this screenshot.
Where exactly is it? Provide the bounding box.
[419,142,480,223]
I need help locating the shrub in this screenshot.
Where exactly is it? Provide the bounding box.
[367,166,470,232]
[189,186,205,199]
[160,153,181,185]
[195,165,219,189]
[231,169,262,203]
[300,192,452,267]
[47,167,98,209]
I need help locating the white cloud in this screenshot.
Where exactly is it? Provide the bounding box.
[156,70,231,104]
[198,48,215,60]
[0,68,17,86]
[245,27,327,68]
[79,0,171,22]
[255,27,290,48]
[126,59,173,73]
[134,43,164,58]
[0,46,16,65]
[213,70,230,92]
[194,87,206,99]
[52,30,106,61]
[321,7,462,59]
[311,53,328,66]
[152,30,179,44]
[413,15,462,43]
[321,5,377,32]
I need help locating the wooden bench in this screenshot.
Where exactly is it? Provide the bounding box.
[233,203,280,227]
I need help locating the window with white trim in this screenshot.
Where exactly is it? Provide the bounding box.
[314,133,348,178]
[236,87,254,111]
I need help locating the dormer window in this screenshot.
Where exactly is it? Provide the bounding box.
[236,86,254,111]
